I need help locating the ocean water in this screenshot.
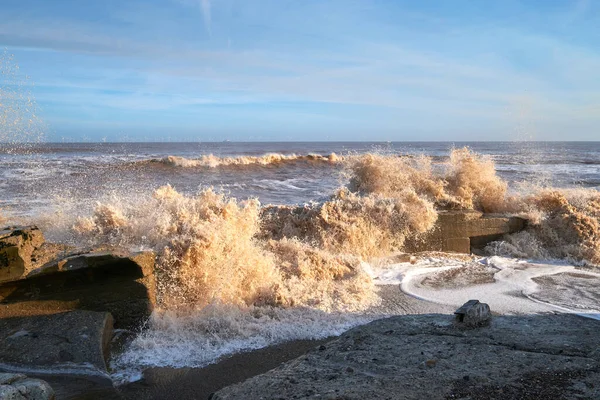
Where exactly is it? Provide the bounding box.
[1,141,600,381]
[2,141,599,220]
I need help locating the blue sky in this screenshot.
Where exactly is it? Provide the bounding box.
[1,0,599,141]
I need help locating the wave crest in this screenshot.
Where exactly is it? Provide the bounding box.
[146,153,341,168]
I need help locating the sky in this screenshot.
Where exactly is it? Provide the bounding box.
[1,0,599,141]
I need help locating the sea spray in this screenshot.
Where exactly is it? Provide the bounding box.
[73,186,379,313]
[0,50,45,145]
[487,189,600,265]
[260,188,437,258]
[24,146,600,378]
[66,147,600,315]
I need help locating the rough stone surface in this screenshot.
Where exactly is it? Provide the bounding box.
[0,227,45,284]
[406,211,526,254]
[213,313,600,400]
[0,373,54,400]
[0,250,156,330]
[454,299,491,327]
[0,310,113,373]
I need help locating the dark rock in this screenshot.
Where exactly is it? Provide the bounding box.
[454,300,491,328]
[0,311,124,399]
[212,314,600,400]
[0,250,156,330]
[0,373,55,400]
[0,310,113,373]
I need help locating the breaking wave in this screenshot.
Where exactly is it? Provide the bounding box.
[141,153,341,168]
[61,147,600,317]
[22,147,600,375]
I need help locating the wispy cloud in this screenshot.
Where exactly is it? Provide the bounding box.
[200,0,212,37]
[2,0,599,140]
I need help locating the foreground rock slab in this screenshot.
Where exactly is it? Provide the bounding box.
[0,310,122,399]
[0,310,113,373]
[213,313,600,400]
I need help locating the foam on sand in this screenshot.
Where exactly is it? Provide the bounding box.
[369,255,600,317]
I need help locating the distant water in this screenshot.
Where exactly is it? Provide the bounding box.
[1,141,599,219]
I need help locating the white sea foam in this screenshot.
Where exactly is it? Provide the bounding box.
[111,305,376,383]
[369,256,600,317]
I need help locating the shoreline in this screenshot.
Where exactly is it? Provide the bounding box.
[118,284,455,400]
[118,338,333,400]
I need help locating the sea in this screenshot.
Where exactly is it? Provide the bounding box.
[1,141,599,381]
[2,141,599,218]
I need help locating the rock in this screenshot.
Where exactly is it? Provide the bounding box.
[0,250,156,329]
[0,373,54,400]
[454,299,491,327]
[11,378,55,400]
[0,227,45,284]
[0,311,123,399]
[212,314,600,400]
[0,373,27,385]
[0,310,113,373]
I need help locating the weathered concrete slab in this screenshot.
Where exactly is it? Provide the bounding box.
[0,310,113,373]
[213,313,600,400]
[0,250,156,330]
[406,211,527,253]
[27,251,155,279]
[0,311,124,399]
[0,226,45,284]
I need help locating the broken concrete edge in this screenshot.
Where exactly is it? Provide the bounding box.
[406,211,528,254]
[1,225,157,284]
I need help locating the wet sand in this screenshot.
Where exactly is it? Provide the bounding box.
[119,285,454,400]
[118,338,332,400]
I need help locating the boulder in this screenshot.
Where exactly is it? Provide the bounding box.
[213,313,600,399]
[0,373,54,400]
[0,250,156,330]
[0,227,45,284]
[454,299,491,327]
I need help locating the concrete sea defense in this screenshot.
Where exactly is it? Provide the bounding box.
[405,210,527,253]
[0,226,157,330]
